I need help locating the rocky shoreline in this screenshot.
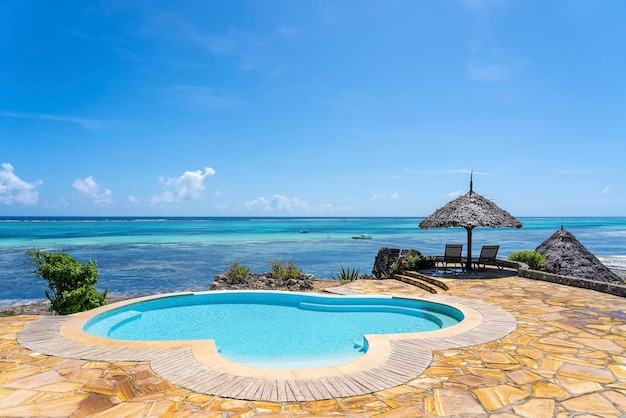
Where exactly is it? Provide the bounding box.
[209,272,317,292]
[0,279,343,317]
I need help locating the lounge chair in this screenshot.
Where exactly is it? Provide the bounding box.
[473,245,502,270]
[438,244,464,271]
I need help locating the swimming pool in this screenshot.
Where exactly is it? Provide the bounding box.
[83,291,464,369]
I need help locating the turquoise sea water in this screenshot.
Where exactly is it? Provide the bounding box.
[1,217,625,307]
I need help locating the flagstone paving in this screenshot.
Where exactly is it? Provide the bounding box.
[1,274,626,417]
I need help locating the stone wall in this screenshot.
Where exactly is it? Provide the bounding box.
[518,268,626,298]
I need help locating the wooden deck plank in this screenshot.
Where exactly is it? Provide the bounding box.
[260,380,276,400]
[276,379,288,402]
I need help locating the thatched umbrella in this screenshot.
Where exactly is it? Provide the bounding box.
[419,175,522,270]
[536,226,622,283]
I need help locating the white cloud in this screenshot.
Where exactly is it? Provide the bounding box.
[467,59,509,82]
[244,195,352,213]
[277,24,301,37]
[128,195,140,204]
[1,111,106,130]
[448,190,463,198]
[451,169,495,176]
[72,176,113,204]
[153,167,216,203]
[155,13,235,53]
[214,202,231,212]
[0,163,42,205]
[244,194,310,213]
[166,85,247,110]
[463,0,505,12]
[372,193,399,200]
[312,90,377,111]
[601,187,611,194]
[244,196,272,212]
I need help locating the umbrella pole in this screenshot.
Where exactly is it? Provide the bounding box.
[466,227,473,270]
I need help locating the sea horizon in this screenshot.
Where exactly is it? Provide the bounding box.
[2,216,625,308]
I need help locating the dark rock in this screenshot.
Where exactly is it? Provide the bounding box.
[372,248,434,278]
[372,248,401,278]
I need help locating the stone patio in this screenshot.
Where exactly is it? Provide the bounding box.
[1,273,626,417]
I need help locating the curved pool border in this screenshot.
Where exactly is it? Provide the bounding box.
[18,291,517,402]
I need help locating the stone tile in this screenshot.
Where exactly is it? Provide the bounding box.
[472,385,530,411]
[87,401,146,418]
[0,366,41,384]
[83,378,116,396]
[602,390,626,411]
[512,398,555,418]
[424,387,485,416]
[208,398,249,412]
[561,393,621,415]
[531,381,569,399]
[468,367,507,380]
[66,368,104,379]
[230,407,257,418]
[375,385,417,397]
[71,394,114,418]
[505,369,542,385]
[0,394,89,417]
[37,381,83,393]
[283,402,303,412]
[250,401,282,412]
[423,367,460,377]
[115,381,136,402]
[301,399,341,414]
[184,393,215,406]
[538,358,562,371]
[0,389,39,408]
[145,400,181,416]
[609,363,626,379]
[558,363,615,384]
[450,374,501,387]
[557,376,602,395]
[370,405,426,417]
[7,370,64,390]
[477,351,518,365]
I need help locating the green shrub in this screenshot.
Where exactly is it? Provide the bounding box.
[269,259,302,280]
[26,249,108,315]
[330,267,361,282]
[392,255,437,274]
[226,261,250,282]
[508,251,546,270]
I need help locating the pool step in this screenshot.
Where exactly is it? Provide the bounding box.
[393,271,448,293]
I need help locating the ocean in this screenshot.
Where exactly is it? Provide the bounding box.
[1,217,625,307]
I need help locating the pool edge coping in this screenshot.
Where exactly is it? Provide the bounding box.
[18,291,517,401]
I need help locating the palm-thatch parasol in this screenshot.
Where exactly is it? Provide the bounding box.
[419,175,522,270]
[536,226,622,283]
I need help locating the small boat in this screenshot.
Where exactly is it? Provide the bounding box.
[352,234,372,240]
[300,230,309,233]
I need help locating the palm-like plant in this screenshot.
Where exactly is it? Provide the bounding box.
[331,267,361,282]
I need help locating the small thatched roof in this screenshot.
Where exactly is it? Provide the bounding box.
[419,176,522,270]
[536,227,622,284]
[419,191,522,230]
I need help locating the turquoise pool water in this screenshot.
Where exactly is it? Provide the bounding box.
[83,291,463,369]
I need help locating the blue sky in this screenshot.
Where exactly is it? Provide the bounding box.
[1,0,625,217]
